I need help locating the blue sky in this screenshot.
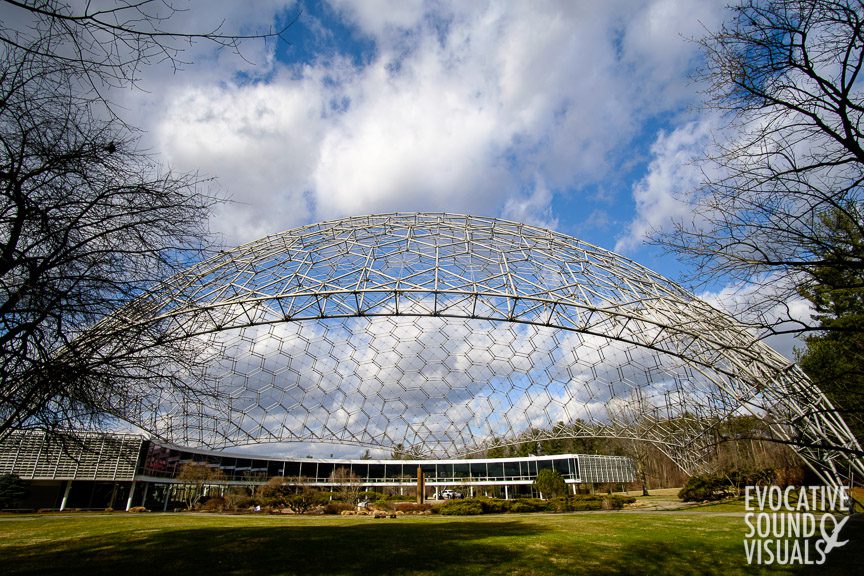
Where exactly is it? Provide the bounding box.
[110,0,804,356]
[126,1,719,268]
[53,0,821,455]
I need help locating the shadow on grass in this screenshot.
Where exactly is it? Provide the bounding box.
[6,513,862,576]
[3,519,547,576]
[567,540,748,576]
[794,514,864,576]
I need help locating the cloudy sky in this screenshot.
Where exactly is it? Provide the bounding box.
[112,1,721,274]
[27,0,820,457]
[115,0,811,358]
[15,0,799,359]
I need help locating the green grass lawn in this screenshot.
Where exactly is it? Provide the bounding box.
[0,509,861,576]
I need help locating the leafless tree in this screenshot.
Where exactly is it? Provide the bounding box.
[0,1,293,92]
[621,440,652,496]
[329,466,362,503]
[177,461,223,509]
[0,1,291,440]
[660,0,864,337]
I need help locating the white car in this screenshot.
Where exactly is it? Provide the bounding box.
[440,489,464,500]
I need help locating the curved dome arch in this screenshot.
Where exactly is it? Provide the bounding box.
[104,213,861,487]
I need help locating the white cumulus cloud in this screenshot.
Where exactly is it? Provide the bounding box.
[142,0,725,245]
[616,116,720,253]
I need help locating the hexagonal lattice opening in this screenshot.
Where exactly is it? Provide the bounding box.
[96,214,860,485]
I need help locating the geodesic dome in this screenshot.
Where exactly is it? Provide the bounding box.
[102,213,861,487]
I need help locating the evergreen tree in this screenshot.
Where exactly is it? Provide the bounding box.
[0,474,28,508]
[797,206,864,443]
[533,468,567,500]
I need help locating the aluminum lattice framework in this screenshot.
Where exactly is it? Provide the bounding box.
[98,213,862,487]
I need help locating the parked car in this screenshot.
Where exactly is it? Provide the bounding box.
[440,489,464,500]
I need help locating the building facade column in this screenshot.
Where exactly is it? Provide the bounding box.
[163,485,172,512]
[59,480,73,511]
[125,481,137,511]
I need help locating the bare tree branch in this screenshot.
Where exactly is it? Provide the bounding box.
[0,1,293,441]
[658,0,864,338]
[0,0,296,88]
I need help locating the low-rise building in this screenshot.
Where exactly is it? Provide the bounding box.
[0,430,635,510]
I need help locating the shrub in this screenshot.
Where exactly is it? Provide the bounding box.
[372,500,395,511]
[568,499,601,511]
[545,497,572,512]
[286,493,317,514]
[226,495,256,511]
[601,495,634,510]
[509,498,551,513]
[472,497,508,514]
[324,502,355,515]
[127,506,148,513]
[678,475,731,502]
[393,502,433,513]
[439,499,484,515]
[438,497,530,515]
[679,469,775,502]
[201,496,226,512]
